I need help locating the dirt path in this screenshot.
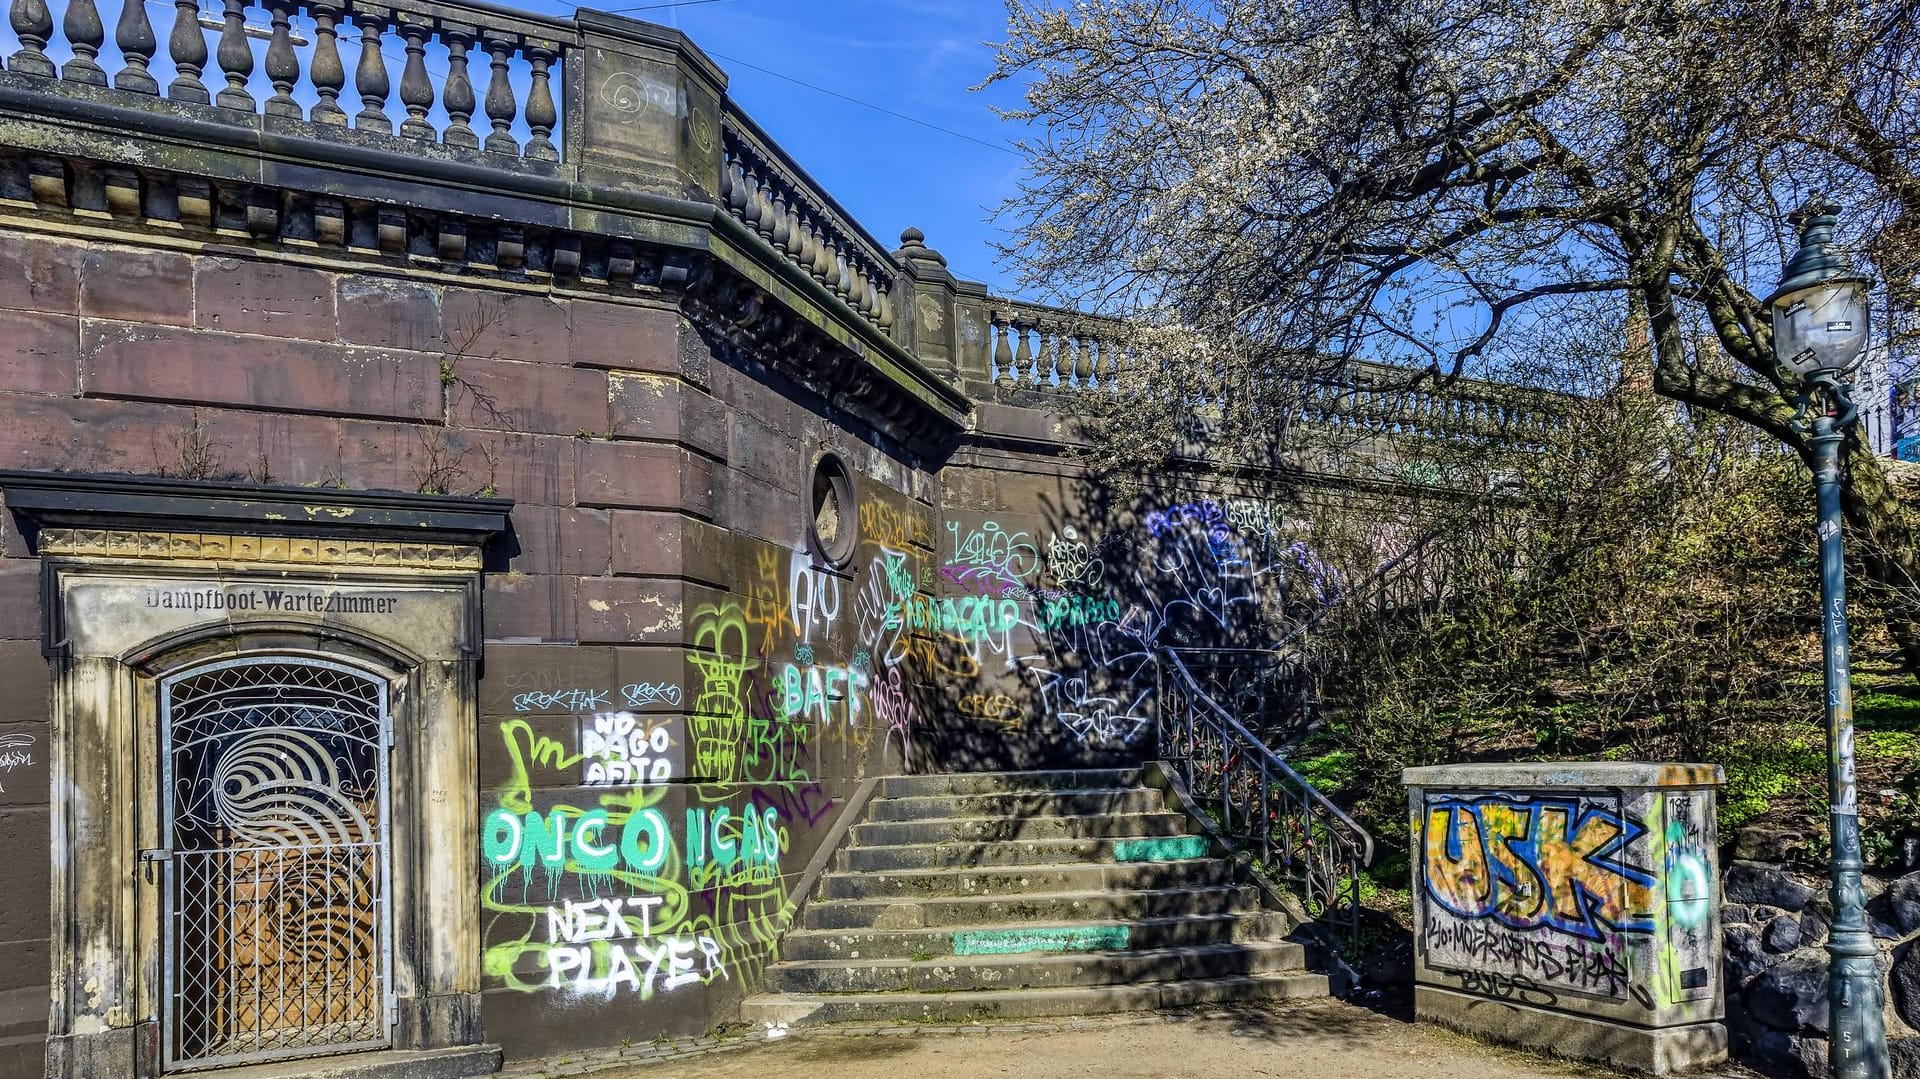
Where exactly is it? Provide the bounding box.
[544,999,1759,1079]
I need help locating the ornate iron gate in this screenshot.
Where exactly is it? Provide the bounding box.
[158,657,393,1071]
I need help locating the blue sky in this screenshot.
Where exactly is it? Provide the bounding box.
[630,0,1033,294]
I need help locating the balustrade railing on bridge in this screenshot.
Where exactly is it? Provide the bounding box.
[719,109,896,334]
[980,298,1570,454]
[4,0,568,161]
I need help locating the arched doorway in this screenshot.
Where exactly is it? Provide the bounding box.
[159,655,394,1070]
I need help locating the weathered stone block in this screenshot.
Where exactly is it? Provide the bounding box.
[79,248,192,326]
[607,374,728,461]
[452,358,608,437]
[82,324,442,421]
[728,413,799,493]
[0,560,39,641]
[0,807,49,940]
[578,577,684,644]
[510,505,612,576]
[568,300,681,373]
[610,511,729,586]
[712,465,796,542]
[483,573,579,642]
[0,311,79,395]
[476,643,618,721]
[0,395,185,476]
[0,235,82,316]
[440,430,577,506]
[445,289,568,364]
[337,277,445,353]
[576,440,711,516]
[198,408,346,488]
[193,258,337,341]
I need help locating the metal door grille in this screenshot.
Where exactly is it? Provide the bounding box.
[159,657,392,1071]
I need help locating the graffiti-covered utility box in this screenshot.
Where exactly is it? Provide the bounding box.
[1404,762,1726,1074]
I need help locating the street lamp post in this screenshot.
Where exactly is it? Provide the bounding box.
[1765,197,1885,1079]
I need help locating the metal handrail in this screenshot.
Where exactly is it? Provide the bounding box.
[1159,647,1375,867]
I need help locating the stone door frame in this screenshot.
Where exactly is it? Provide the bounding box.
[0,471,514,1079]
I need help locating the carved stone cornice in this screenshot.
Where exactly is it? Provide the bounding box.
[0,471,513,552]
[36,528,482,570]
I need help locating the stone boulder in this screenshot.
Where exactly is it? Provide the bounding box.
[1746,952,1832,1035]
[1727,862,1820,912]
[1892,940,1920,1033]
[1766,915,1805,954]
[1736,826,1808,864]
[1880,872,1920,937]
[1725,923,1773,986]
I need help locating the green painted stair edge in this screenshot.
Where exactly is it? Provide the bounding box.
[951,925,1132,956]
[1112,836,1210,862]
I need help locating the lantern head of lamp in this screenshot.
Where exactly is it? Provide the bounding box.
[1765,196,1873,379]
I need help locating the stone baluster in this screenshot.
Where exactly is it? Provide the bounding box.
[441,28,479,148]
[397,19,435,140]
[483,39,518,154]
[854,263,875,319]
[10,0,56,77]
[722,156,746,215]
[524,47,559,161]
[876,279,894,332]
[992,312,1013,387]
[213,0,253,110]
[1051,326,1071,385]
[1013,318,1034,386]
[769,188,791,254]
[1076,335,1095,386]
[833,250,852,302]
[354,12,391,132]
[113,0,159,94]
[61,0,106,84]
[263,0,300,117]
[308,4,347,124]
[788,204,810,269]
[165,0,207,100]
[750,170,774,240]
[810,227,834,283]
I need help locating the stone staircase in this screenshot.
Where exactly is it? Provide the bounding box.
[741,769,1328,1026]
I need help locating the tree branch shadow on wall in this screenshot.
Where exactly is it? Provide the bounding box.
[913,465,1341,777]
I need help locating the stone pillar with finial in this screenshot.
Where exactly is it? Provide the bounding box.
[892,227,988,392]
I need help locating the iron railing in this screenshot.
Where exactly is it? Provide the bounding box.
[1149,522,1462,940]
[1155,646,1374,939]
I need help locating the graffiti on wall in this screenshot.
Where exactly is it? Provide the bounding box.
[1417,791,1716,1006]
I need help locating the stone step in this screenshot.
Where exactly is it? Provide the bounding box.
[863,788,1166,822]
[852,812,1192,847]
[779,911,1293,961]
[801,885,1257,930]
[740,971,1330,1026]
[879,770,1144,798]
[816,859,1231,901]
[766,940,1308,994]
[838,837,1128,871]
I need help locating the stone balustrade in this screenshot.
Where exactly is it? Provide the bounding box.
[979,298,1570,452]
[4,0,568,161]
[987,300,1131,391]
[721,109,896,334]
